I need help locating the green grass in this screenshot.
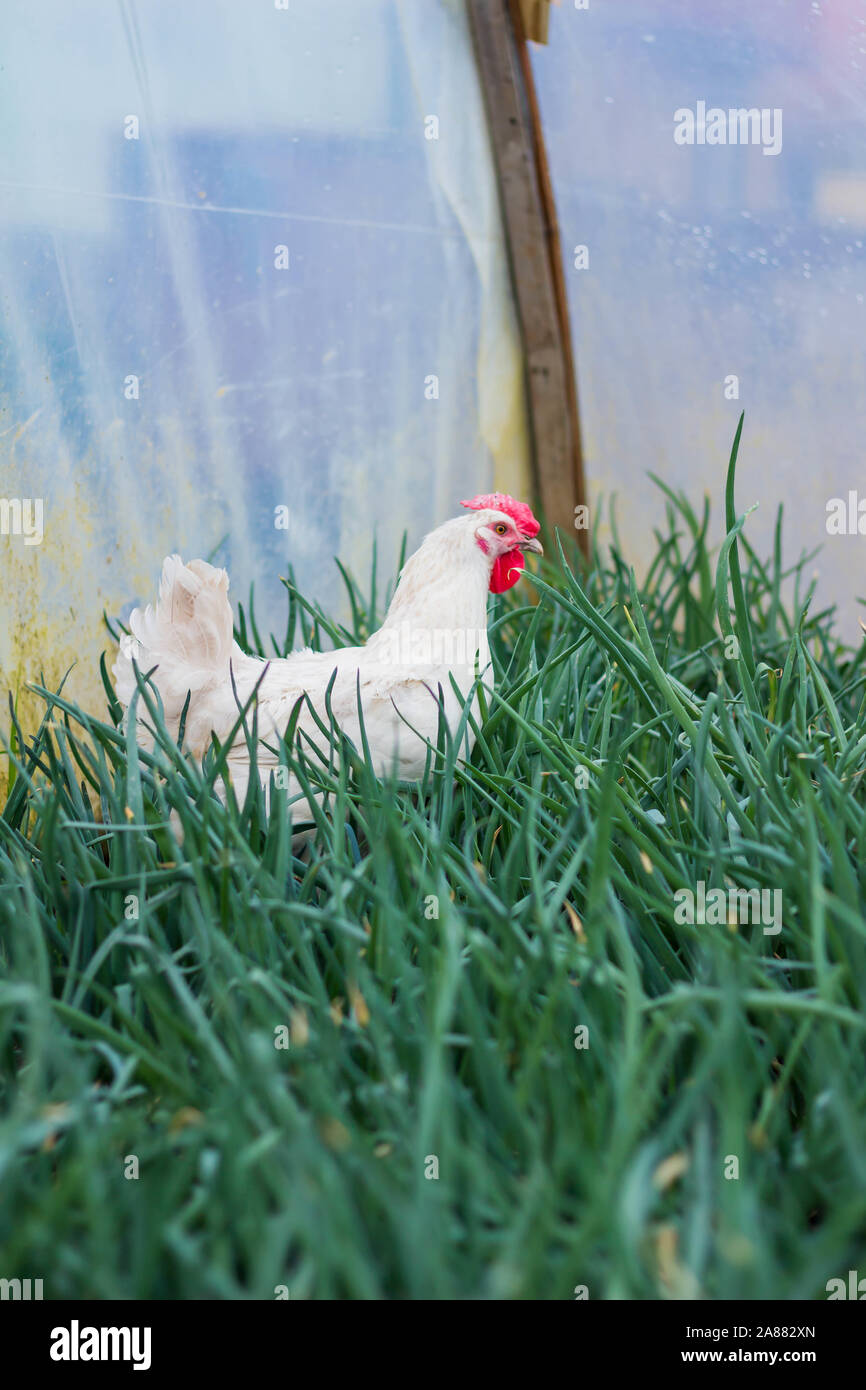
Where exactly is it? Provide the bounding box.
[2,419,866,1299]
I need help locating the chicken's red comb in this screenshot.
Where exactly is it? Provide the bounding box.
[460,493,540,536]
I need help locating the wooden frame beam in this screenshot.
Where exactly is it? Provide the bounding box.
[517,0,551,45]
[467,0,587,549]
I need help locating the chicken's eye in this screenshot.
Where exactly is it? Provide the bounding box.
[494,523,508,535]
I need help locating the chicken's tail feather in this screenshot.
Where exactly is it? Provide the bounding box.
[113,556,234,742]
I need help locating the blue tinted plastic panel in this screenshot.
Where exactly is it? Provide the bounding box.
[532,1,866,628]
[0,0,529,721]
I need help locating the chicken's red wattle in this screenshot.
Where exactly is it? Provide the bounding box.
[489,549,525,594]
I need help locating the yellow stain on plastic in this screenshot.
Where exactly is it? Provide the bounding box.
[0,456,217,802]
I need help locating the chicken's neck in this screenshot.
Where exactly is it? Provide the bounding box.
[368,530,492,648]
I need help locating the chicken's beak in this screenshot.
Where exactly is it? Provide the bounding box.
[519,536,543,555]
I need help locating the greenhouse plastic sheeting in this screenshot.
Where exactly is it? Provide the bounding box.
[0,0,529,739]
[532,0,866,629]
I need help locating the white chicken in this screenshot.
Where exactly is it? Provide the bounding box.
[113,494,542,830]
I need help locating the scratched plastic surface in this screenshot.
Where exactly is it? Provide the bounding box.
[532,0,866,629]
[0,0,527,716]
